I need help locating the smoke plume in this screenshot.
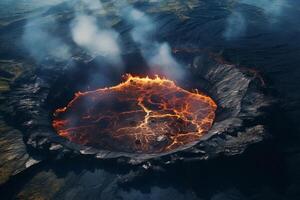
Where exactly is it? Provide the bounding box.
[149,43,184,80]
[223,0,288,40]
[120,4,185,80]
[223,11,246,40]
[71,14,122,66]
[22,17,71,62]
[22,0,185,80]
[20,0,77,63]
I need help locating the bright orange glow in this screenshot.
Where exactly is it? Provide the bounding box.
[52,74,217,154]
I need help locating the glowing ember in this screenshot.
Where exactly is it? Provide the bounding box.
[52,75,217,154]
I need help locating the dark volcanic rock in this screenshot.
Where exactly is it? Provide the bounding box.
[2,54,272,166]
[0,119,40,185]
[0,60,40,185]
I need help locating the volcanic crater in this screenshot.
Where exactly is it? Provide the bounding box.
[2,52,271,164]
[52,75,217,154]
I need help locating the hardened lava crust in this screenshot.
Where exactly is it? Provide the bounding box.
[52,75,217,154]
[2,54,272,165]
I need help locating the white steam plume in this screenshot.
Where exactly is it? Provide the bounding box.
[124,7,155,47]
[149,43,184,80]
[120,5,185,80]
[70,0,124,67]
[22,0,123,67]
[223,0,288,40]
[223,11,246,40]
[22,17,71,62]
[22,0,184,78]
[71,14,122,65]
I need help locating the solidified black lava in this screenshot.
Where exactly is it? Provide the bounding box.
[3,53,271,165]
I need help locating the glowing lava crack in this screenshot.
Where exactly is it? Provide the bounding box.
[52,75,217,154]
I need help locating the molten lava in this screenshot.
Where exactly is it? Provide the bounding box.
[52,75,217,154]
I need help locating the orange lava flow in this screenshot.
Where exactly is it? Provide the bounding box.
[52,74,217,154]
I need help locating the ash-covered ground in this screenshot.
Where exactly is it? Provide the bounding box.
[0,0,300,200]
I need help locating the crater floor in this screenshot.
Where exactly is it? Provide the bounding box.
[53,75,217,154]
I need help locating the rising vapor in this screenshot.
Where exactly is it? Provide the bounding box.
[71,0,123,66]
[22,17,71,62]
[223,11,246,40]
[71,14,122,65]
[223,0,288,40]
[119,4,185,80]
[149,43,184,80]
[22,0,184,79]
